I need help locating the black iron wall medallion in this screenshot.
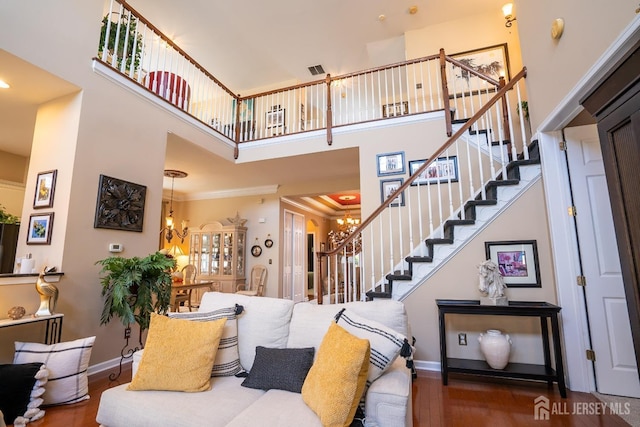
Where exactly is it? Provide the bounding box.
[94,174,146,232]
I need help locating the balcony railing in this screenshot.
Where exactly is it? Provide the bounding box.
[96,1,532,304]
[96,0,528,149]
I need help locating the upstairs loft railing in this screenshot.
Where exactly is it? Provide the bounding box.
[96,0,528,151]
[96,1,531,305]
[317,68,529,304]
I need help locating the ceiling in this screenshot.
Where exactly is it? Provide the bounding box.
[0,0,507,216]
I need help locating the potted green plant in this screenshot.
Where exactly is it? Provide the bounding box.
[98,13,143,74]
[97,251,176,331]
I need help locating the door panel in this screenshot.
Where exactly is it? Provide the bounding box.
[565,125,640,397]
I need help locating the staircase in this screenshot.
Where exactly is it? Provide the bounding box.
[317,67,532,305]
[367,140,541,301]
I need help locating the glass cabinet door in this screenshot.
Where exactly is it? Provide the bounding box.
[200,233,210,275]
[236,230,245,276]
[223,232,233,275]
[211,233,221,275]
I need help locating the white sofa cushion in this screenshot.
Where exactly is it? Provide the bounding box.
[199,293,295,371]
[287,300,409,352]
[96,376,264,427]
[225,389,322,427]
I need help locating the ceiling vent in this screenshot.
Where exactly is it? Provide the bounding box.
[308,65,325,76]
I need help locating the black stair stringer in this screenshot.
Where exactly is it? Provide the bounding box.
[367,141,541,301]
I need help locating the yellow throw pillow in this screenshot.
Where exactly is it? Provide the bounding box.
[127,313,226,392]
[302,322,370,427]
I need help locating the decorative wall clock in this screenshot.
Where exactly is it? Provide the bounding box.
[251,245,262,257]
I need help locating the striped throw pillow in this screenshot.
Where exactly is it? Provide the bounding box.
[14,336,95,406]
[169,305,244,376]
[334,308,412,412]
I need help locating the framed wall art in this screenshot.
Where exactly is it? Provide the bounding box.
[27,212,54,245]
[94,174,147,232]
[33,170,57,209]
[376,151,405,176]
[409,156,459,185]
[380,178,405,207]
[485,240,541,287]
[382,101,409,118]
[266,107,285,129]
[451,43,511,95]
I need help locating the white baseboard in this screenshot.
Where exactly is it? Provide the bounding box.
[88,356,131,378]
[413,359,440,372]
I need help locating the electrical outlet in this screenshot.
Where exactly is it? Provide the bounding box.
[458,333,467,346]
[124,327,131,339]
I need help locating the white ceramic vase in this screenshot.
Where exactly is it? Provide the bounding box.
[478,329,512,369]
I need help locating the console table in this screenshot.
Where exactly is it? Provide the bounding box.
[436,299,566,397]
[0,313,63,344]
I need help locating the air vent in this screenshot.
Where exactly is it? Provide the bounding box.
[308,65,325,76]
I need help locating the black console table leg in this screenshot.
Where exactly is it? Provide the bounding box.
[540,317,552,385]
[551,314,567,398]
[438,310,449,385]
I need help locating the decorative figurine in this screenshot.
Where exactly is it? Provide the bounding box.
[35,266,59,316]
[8,306,26,320]
[478,259,508,305]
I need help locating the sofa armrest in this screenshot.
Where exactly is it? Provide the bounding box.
[364,357,412,427]
[131,350,144,377]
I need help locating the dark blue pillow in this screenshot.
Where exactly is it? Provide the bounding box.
[241,346,314,393]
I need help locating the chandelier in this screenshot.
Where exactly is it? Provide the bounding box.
[162,169,189,244]
[328,212,361,253]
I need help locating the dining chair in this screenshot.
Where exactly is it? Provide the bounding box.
[236,265,267,296]
[173,264,197,311]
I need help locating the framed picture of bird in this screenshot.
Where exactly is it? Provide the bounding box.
[27,212,54,245]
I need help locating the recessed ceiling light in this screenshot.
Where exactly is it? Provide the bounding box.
[409,6,418,15]
[378,14,386,22]
[0,79,10,89]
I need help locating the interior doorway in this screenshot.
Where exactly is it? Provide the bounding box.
[307,232,315,301]
[282,210,305,302]
[565,125,640,398]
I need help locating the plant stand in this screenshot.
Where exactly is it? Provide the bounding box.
[109,324,143,381]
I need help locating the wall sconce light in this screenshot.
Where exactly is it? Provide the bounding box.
[502,3,516,27]
[162,169,189,244]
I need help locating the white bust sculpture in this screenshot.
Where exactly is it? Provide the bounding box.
[478,260,507,304]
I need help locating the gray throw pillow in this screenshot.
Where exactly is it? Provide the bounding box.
[241,346,314,393]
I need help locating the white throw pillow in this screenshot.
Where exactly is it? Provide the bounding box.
[14,336,95,406]
[169,305,244,376]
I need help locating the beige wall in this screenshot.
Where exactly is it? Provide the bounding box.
[514,0,637,130]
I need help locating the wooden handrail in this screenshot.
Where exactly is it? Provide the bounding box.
[318,67,528,262]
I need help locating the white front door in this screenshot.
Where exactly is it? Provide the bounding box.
[565,125,640,397]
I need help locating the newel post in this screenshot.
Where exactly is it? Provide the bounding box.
[325,74,333,146]
[498,77,512,155]
[439,48,452,137]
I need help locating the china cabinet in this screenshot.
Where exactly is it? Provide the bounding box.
[188,219,247,294]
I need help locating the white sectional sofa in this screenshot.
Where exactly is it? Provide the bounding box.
[96,292,413,427]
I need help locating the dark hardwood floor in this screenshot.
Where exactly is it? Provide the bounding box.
[25,368,629,426]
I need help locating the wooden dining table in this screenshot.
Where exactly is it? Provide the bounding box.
[170,280,217,310]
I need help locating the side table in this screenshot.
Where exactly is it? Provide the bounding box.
[0,313,63,344]
[436,299,566,397]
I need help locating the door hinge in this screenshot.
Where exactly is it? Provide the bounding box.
[586,349,596,361]
[559,140,567,151]
[568,206,577,216]
[577,275,587,287]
